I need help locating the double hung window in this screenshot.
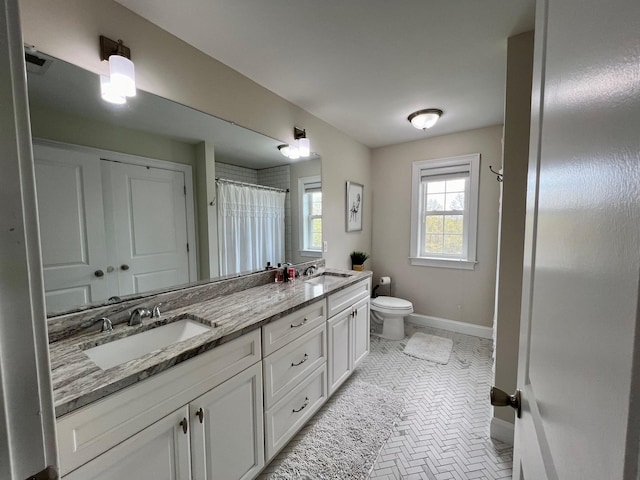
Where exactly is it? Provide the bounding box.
[299,176,322,257]
[410,154,480,270]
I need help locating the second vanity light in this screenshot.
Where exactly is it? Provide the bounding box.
[99,35,136,105]
[278,127,310,159]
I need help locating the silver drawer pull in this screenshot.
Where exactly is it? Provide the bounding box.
[291,353,308,367]
[292,397,309,413]
[290,317,308,328]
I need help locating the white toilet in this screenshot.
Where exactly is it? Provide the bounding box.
[370,296,414,340]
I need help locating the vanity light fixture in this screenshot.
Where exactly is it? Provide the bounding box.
[408,108,443,130]
[99,35,136,104]
[278,127,310,159]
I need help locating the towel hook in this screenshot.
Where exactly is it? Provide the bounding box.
[489,165,503,182]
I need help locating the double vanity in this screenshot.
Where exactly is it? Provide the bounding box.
[49,266,372,479]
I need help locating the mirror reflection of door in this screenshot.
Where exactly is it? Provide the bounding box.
[34,143,195,313]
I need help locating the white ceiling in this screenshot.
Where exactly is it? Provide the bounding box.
[114,0,535,148]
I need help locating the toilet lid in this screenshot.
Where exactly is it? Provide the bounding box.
[372,296,413,310]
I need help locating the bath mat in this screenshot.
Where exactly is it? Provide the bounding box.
[403,332,453,364]
[263,380,404,480]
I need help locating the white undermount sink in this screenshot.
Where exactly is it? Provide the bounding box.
[84,319,211,370]
[304,273,350,287]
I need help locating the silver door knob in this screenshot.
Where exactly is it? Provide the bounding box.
[490,387,521,418]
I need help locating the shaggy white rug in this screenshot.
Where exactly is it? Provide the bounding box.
[403,332,453,364]
[265,380,403,480]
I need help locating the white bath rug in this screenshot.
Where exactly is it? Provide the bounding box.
[403,332,453,364]
[262,380,403,480]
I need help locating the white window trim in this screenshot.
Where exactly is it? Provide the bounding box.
[409,153,480,270]
[298,175,322,257]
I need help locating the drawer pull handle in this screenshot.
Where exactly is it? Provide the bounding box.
[290,317,308,328]
[196,408,204,423]
[292,397,309,413]
[291,353,309,367]
[179,418,188,434]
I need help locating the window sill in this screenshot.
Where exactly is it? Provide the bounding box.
[299,250,322,258]
[409,256,477,270]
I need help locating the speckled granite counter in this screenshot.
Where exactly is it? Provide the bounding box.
[50,269,371,417]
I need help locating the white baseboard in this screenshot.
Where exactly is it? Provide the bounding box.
[490,416,514,446]
[406,313,493,339]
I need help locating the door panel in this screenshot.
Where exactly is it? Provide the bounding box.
[102,160,191,296]
[515,0,640,478]
[327,310,352,395]
[190,362,264,480]
[64,406,191,480]
[33,144,110,312]
[352,297,369,368]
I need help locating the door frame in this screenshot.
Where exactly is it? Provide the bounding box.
[33,138,198,283]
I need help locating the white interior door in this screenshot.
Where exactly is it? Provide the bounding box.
[514,0,640,479]
[102,159,191,296]
[33,144,110,312]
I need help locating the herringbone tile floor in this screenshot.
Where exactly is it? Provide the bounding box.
[262,323,513,480]
[360,324,512,480]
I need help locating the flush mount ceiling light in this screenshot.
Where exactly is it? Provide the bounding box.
[278,127,310,159]
[99,35,136,104]
[408,109,443,130]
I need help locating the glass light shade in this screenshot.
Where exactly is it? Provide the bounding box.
[288,143,300,160]
[298,137,310,157]
[109,54,136,97]
[408,109,442,130]
[100,75,126,104]
[278,145,290,157]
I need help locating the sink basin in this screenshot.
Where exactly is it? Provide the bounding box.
[84,319,211,370]
[304,272,350,287]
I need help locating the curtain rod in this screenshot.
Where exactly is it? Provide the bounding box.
[215,177,289,193]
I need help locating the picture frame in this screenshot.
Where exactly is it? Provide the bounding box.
[346,181,363,232]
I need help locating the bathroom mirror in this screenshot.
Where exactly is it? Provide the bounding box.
[25,50,322,316]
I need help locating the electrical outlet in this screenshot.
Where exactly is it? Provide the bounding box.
[323,241,328,252]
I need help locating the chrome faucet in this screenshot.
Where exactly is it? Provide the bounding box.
[129,307,151,326]
[303,264,318,276]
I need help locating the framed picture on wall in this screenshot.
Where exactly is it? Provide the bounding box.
[346,181,363,232]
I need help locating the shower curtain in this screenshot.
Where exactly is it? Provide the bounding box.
[217,181,286,276]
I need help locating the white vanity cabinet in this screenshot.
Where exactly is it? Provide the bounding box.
[262,301,328,461]
[327,279,371,396]
[57,330,263,479]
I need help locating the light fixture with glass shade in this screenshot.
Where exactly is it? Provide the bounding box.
[277,127,310,159]
[99,36,136,104]
[408,109,443,130]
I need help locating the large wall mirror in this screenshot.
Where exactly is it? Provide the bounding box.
[25,50,322,317]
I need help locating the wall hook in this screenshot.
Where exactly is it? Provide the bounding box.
[489,165,503,182]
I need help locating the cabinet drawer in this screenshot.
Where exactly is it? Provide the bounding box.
[57,329,261,476]
[327,279,371,318]
[262,301,325,356]
[264,364,327,461]
[263,323,326,409]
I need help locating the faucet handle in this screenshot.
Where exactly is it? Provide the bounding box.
[100,317,113,332]
[151,303,163,318]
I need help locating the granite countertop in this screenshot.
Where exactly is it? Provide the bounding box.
[49,268,372,417]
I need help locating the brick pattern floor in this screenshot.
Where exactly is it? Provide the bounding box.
[261,323,513,480]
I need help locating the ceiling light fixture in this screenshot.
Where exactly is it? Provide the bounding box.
[99,36,136,104]
[408,109,443,130]
[278,127,310,159]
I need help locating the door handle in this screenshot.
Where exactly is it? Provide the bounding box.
[196,407,204,423]
[94,269,104,277]
[121,264,130,271]
[179,418,188,434]
[490,387,521,418]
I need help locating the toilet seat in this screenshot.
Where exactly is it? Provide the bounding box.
[371,296,413,315]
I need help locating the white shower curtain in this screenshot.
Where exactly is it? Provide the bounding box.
[217,181,286,276]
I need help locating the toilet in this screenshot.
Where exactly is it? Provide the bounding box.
[370,296,414,340]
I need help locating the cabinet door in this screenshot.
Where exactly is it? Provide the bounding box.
[191,362,264,480]
[352,297,370,368]
[328,309,353,395]
[63,406,191,480]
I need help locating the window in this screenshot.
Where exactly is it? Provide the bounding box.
[410,154,480,270]
[299,176,322,257]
